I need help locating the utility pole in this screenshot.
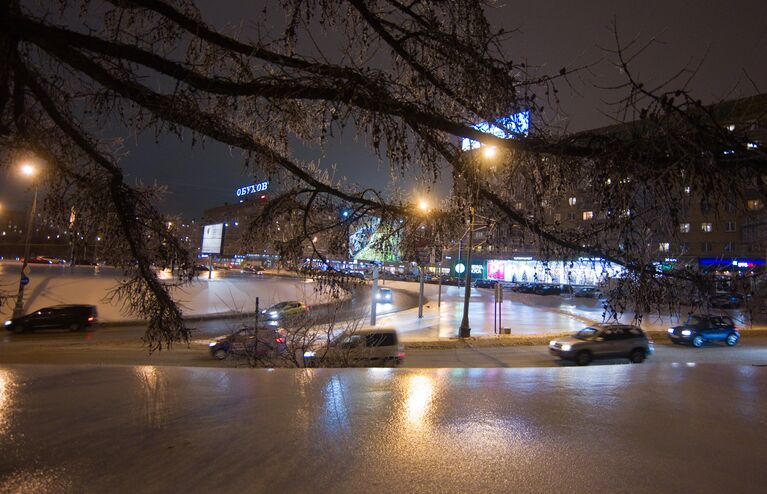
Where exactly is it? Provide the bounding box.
[418,266,425,318]
[370,264,379,326]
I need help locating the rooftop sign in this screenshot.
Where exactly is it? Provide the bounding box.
[235,181,269,197]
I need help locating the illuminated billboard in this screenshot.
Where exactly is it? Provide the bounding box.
[235,180,269,198]
[201,223,225,254]
[461,111,530,151]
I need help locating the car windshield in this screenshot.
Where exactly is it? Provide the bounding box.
[575,327,600,340]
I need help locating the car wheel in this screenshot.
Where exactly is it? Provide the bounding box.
[726,334,739,347]
[629,348,646,363]
[212,348,228,360]
[69,322,83,332]
[575,351,592,366]
[12,324,25,334]
[692,335,704,348]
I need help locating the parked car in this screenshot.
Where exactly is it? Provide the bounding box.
[534,284,562,296]
[376,287,393,303]
[549,324,654,366]
[4,305,98,333]
[209,326,287,360]
[193,264,210,272]
[303,328,404,367]
[709,293,744,309]
[667,314,740,347]
[515,283,538,293]
[574,287,603,298]
[261,301,309,321]
[474,279,499,289]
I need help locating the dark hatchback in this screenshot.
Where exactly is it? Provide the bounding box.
[667,315,740,347]
[4,305,98,333]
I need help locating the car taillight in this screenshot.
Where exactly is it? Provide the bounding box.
[87,316,95,322]
[275,337,285,343]
[397,352,406,358]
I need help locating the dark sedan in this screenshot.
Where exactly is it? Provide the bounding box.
[667,315,740,347]
[209,326,287,360]
[4,304,98,333]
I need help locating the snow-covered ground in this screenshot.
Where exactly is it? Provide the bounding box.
[0,262,338,322]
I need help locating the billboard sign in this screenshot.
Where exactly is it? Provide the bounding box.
[202,223,225,254]
[461,111,530,151]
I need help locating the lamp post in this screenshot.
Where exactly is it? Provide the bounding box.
[13,163,39,318]
[458,206,474,337]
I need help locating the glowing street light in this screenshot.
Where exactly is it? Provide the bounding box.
[418,199,430,213]
[20,162,37,177]
[482,145,497,159]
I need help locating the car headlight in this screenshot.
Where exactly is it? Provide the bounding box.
[667,328,674,334]
[561,344,572,351]
[681,329,692,336]
[549,340,557,346]
[303,351,316,358]
[269,311,278,317]
[208,342,217,347]
[4,320,11,326]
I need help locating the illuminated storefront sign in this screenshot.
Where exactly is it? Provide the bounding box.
[699,258,765,268]
[235,180,269,197]
[486,258,623,284]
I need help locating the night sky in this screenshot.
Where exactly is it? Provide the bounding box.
[3,0,766,218]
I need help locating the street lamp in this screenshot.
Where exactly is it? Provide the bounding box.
[13,161,40,318]
[458,146,498,338]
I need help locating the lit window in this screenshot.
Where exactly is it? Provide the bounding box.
[583,211,594,221]
[684,186,691,194]
[725,221,736,232]
[568,197,577,206]
[606,178,612,185]
[701,223,712,233]
[515,201,523,210]
[727,124,735,131]
[679,223,690,233]
[554,213,561,222]
[680,242,689,254]
[747,199,764,211]
[659,242,670,252]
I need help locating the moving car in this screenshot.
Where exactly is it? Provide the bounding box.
[240,266,264,275]
[261,301,309,321]
[376,287,393,303]
[534,284,562,296]
[209,326,287,360]
[549,324,654,366]
[667,315,740,347]
[303,328,405,367]
[4,305,98,333]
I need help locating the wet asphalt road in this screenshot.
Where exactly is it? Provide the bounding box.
[1,364,766,493]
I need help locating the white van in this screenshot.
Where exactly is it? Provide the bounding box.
[304,327,404,367]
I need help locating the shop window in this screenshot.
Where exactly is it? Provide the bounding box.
[582,211,594,221]
[679,223,690,233]
[701,222,713,233]
[747,199,764,211]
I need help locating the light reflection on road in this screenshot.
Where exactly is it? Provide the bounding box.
[0,368,17,436]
